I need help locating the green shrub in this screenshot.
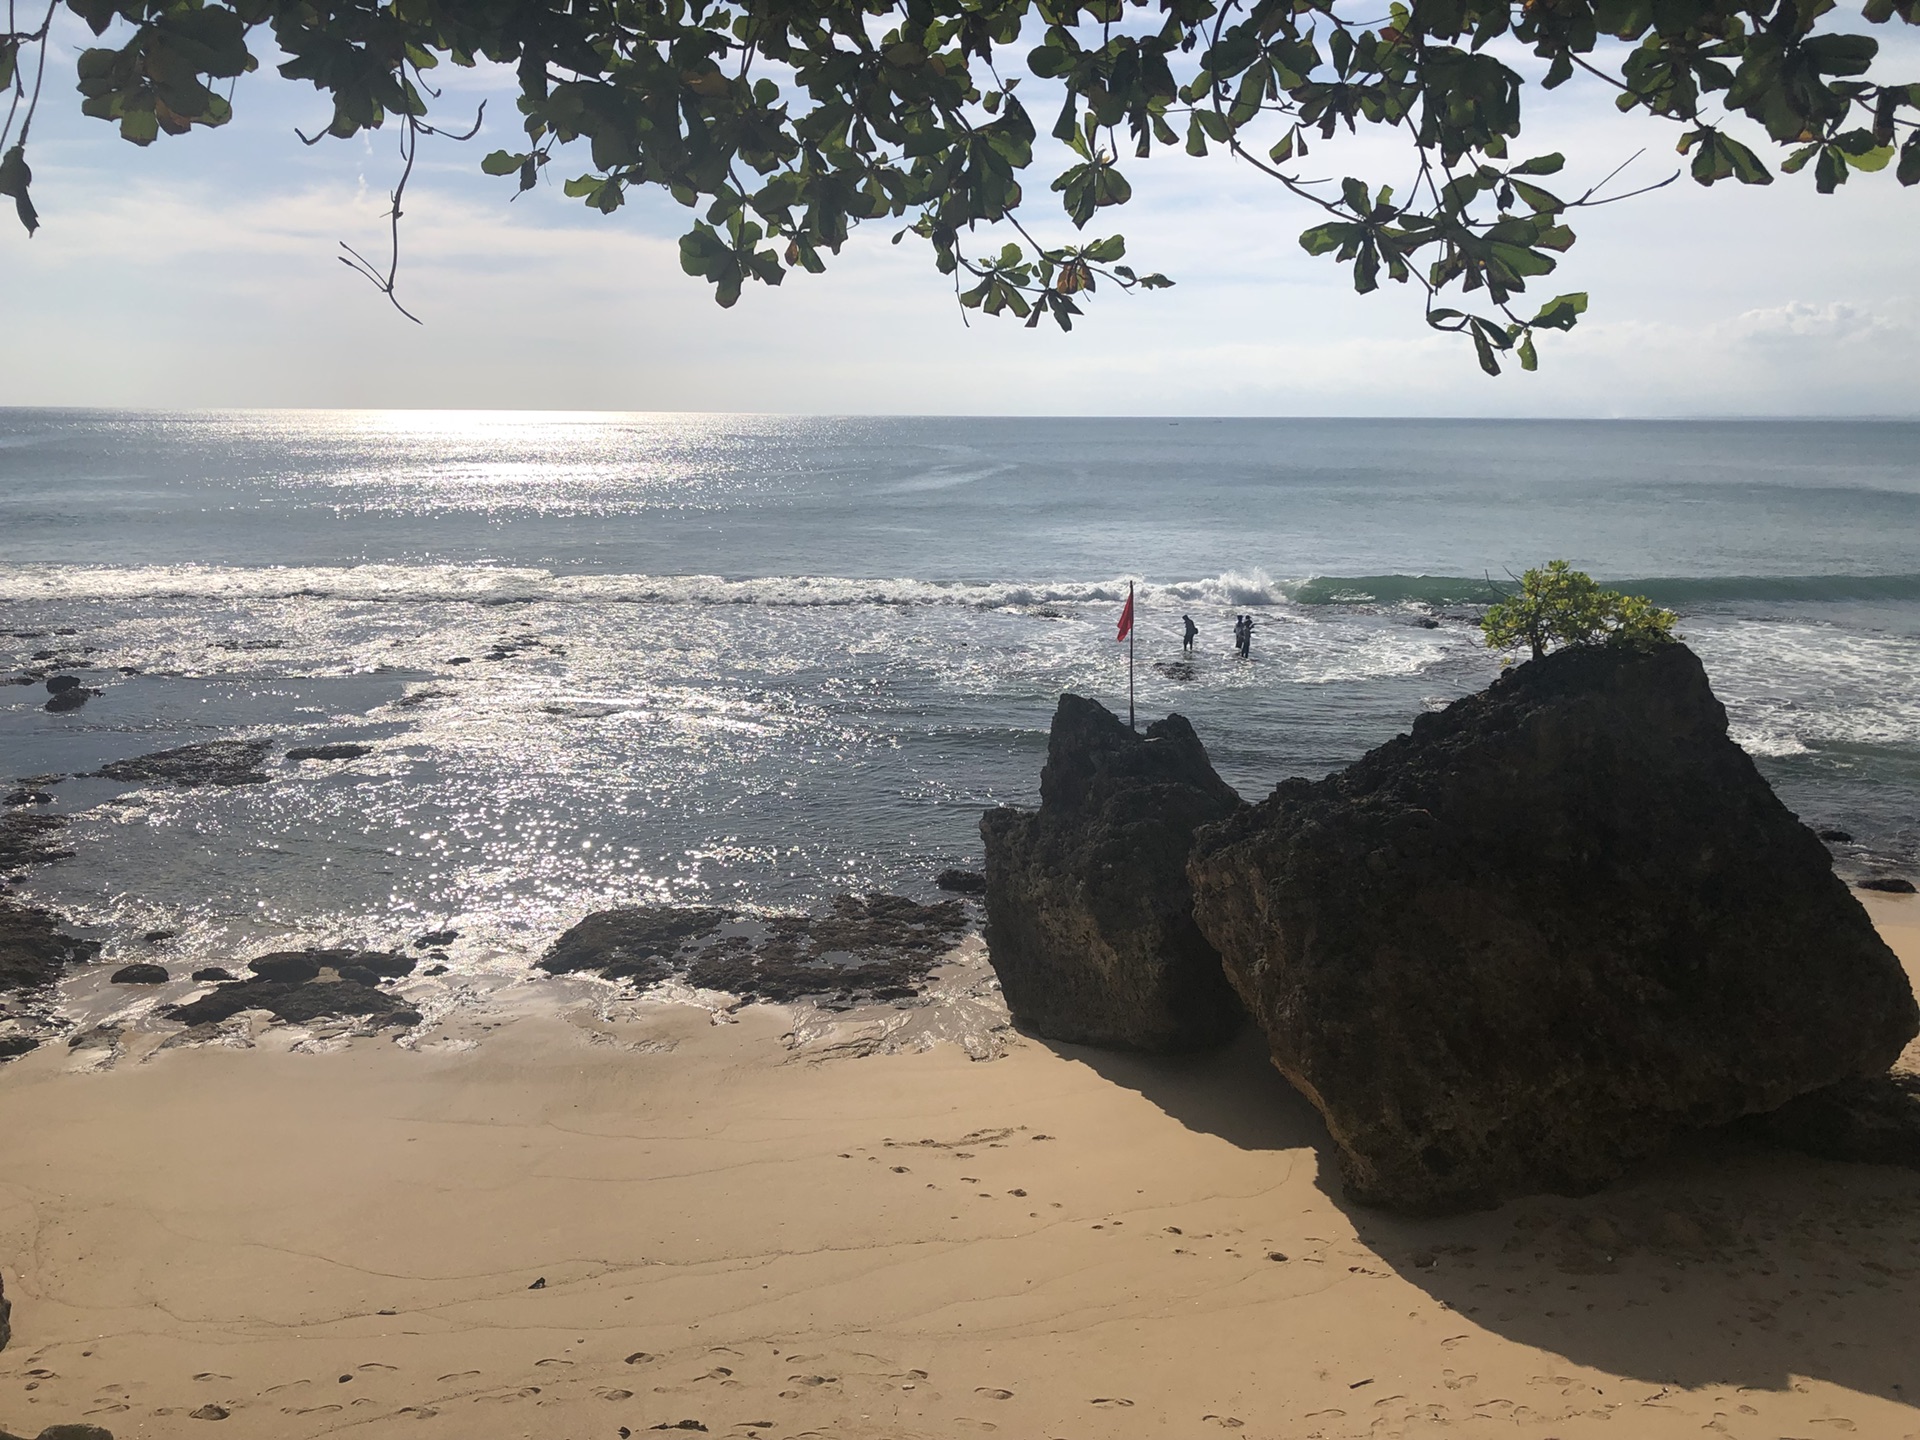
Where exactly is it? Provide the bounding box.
[1480,561,1678,662]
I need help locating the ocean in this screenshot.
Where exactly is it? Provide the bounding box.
[2,409,1916,987]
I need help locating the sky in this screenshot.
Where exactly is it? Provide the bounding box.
[2,10,1916,416]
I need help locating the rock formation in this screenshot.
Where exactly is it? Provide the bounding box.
[1741,1071,1920,1170]
[286,743,373,762]
[165,948,421,1029]
[541,894,970,1005]
[90,741,270,788]
[108,964,170,985]
[0,1267,10,1350]
[1189,642,1920,1213]
[979,694,1244,1051]
[0,902,100,994]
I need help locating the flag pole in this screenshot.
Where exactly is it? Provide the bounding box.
[1128,581,1136,732]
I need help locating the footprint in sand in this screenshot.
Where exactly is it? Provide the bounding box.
[1202,1415,1245,1428]
[395,1405,439,1419]
[192,1373,232,1383]
[974,1387,1014,1400]
[263,1380,310,1396]
[438,1370,484,1381]
[188,1403,230,1421]
[625,1353,658,1366]
[1303,1409,1346,1421]
[284,1404,344,1416]
[474,1387,542,1402]
[358,1362,398,1373]
[1091,1397,1135,1408]
[596,1387,636,1401]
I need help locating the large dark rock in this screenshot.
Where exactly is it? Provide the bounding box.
[0,1266,9,1351]
[109,964,170,985]
[1189,643,1920,1213]
[979,694,1245,1052]
[91,741,270,788]
[0,902,100,994]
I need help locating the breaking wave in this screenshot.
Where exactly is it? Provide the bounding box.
[4,563,1919,612]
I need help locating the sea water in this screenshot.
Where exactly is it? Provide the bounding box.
[2,410,1916,980]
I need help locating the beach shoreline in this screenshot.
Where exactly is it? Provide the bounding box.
[0,896,1914,1440]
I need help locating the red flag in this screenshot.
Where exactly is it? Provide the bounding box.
[1116,586,1134,642]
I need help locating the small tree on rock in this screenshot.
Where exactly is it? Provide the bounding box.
[1481,561,1677,663]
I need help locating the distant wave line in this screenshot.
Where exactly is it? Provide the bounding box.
[3,564,1918,610]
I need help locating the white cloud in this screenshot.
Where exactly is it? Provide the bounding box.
[1727,301,1907,346]
[1,18,1915,415]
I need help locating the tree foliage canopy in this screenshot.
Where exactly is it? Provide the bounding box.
[1481,560,1678,660]
[2,0,1915,362]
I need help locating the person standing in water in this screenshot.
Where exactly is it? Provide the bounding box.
[1182,614,1198,652]
[1232,615,1247,657]
[1241,613,1256,658]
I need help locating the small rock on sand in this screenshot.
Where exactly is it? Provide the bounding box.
[1858,876,1917,894]
[110,964,171,985]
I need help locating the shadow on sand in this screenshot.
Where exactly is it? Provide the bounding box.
[1041,1023,1920,1411]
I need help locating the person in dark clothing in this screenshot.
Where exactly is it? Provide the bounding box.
[1182,614,1198,652]
[1232,615,1248,657]
[1241,613,1255,658]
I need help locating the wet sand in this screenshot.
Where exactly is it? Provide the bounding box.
[1,898,1917,1440]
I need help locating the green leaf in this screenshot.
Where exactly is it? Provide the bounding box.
[1530,292,1588,330]
[1472,325,1501,376]
[481,150,525,177]
[0,143,37,235]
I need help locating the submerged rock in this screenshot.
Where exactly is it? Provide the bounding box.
[286,743,373,762]
[0,902,100,994]
[0,1035,37,1063]
[1190,643,1920,1213]
[0,812,72,873]
[541,894,969,1005]
[934,868,987,895]
[979,694,1244,1052]
[91,741,271,788]
[43,688,95,713]
[1859,876,1917,894]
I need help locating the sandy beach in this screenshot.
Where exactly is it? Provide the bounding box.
[1,894,1916,1440]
